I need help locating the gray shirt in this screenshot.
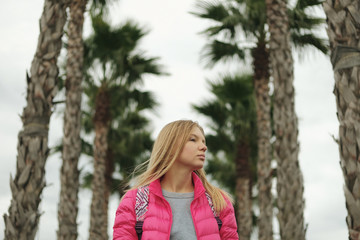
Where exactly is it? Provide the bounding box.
[162,189,197,240]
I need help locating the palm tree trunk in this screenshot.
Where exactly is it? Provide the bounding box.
[57,0,87,239]
[252,40,273,240]
[323,1,360,239]
[3,1,68,239]
[104,147,115,232]
[100,148,115,240]
[89,86,111,240]
[89,123,109,240]
[265,0,306,239]
[235,142,252,240]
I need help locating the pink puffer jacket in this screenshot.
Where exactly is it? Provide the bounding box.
[113,172,238,240]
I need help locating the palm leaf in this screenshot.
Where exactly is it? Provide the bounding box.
[202,40,245,67]
[191,1,230,23]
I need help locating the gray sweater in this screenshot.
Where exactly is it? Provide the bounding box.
[162,189,197,240]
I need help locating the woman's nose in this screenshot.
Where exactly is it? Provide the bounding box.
[200,143,207,151]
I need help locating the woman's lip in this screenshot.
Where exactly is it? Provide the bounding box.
[197,155,205,160]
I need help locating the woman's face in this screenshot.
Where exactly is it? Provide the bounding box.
[176,127,207,171]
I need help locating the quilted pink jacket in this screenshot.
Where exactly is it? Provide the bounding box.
[113,172,238,240]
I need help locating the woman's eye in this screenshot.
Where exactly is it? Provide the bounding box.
[190,138,196,142]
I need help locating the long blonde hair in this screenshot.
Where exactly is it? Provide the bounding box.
[131,119,233,213]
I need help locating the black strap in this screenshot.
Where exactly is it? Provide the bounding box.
[215,216,223,231]
[135,221,143,240]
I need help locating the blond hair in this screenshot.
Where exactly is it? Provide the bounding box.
[131,119,233,213]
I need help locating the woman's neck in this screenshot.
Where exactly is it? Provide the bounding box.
[161,168,194,193]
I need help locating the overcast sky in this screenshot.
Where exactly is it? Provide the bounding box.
[0,0,348,239]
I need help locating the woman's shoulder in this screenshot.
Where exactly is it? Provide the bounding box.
[222,193,233,204]
[219,194,235,215]
[125,188,138,197]
[119,188,137,203]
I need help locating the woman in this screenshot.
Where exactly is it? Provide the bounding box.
[113,120,238,240]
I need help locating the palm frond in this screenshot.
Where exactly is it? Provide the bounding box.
[202,40,245,67]
[193,101,228,127]
[211,74,253,101]
[122,54,167,86]
[289,10,324,31]
[191,0,230,23]
[291,33,329,54]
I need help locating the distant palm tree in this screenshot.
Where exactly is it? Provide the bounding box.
[3,1,68,239]
[84,15,165,240]
[265,0,308,239]
[192,0,326,239]
[81,85,157,226]
[193,74,257,240]
[57,1,88,240]
[323,1,360,239]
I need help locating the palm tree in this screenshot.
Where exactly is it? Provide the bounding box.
[3,1,68,239]
[192,0,326,239]
[193,74,257,240]
[323,1,360,239]
[84,15,165,240]
[57,1,88,240]
[265,0,306,239]
[56,1,122,239]
[81,85,157,237]
[79,94,155,229]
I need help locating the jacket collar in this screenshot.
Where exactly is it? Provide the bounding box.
[149,171,206,199]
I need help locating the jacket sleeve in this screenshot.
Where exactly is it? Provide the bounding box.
[219,198,239,240]
[113,189,138,240]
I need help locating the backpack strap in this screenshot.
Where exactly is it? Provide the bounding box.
[205,191,223,231]
[135,185,150,240]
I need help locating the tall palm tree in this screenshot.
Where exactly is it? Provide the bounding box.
[192,0,326,239]
[57,1,120,239]
[194,74,257,240]
[265,0,306,239]
[84,15,165,240]
[57,1,88,240]
[79,95,155,238]
[323,1,360,239]
[3,1,68,239]
[81,85,157,237]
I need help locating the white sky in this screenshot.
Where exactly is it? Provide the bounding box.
[0,0,348,239]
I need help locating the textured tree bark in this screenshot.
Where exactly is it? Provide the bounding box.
[103,147,115,235]
[89,124,109,240]
[89,87,111,240]
[252,40,273,240]
[235,142,252,240]
[265,0,306,239]
[57,0,87,239]
[323,1,360,239]
[3,0,68,239]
